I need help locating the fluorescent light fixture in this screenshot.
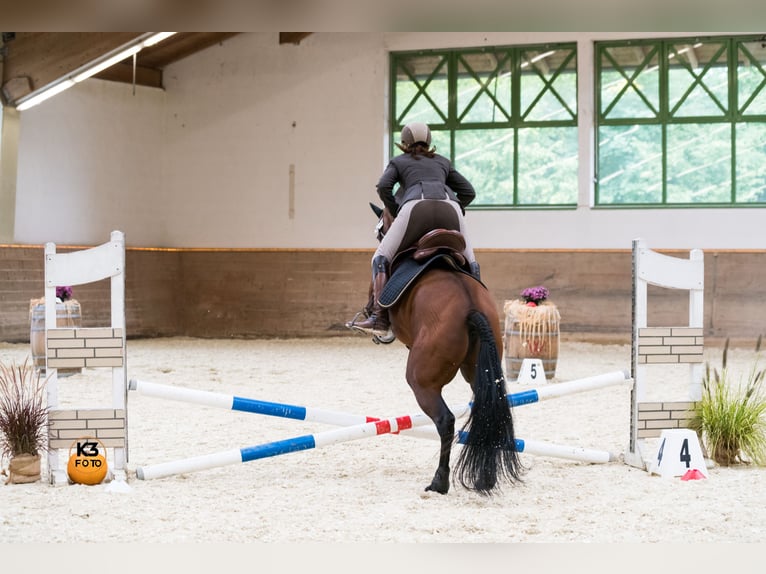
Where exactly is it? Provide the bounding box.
[16,79,75,111]
[13,32,177,111]
[143,32,176,47]
[72,44,142,83]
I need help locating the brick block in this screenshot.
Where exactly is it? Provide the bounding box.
[666,337,698,345]
[48,408,127,451]
[645,355,680,363]
[638,336,664,346]
[639,327,671,337]
[47,358,86,368]
[639,346,672,355]
[671,327,703,337]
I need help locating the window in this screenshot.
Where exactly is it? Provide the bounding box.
[390,43,578,208]
[596,35,766,206]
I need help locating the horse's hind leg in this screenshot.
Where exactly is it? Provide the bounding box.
[427,401,455,494]
[410,385,455,494]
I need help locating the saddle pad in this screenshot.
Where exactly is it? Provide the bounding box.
[379,254,466,308]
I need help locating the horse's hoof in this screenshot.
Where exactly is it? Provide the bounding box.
[425,482,449,495]
[426,478,449,500]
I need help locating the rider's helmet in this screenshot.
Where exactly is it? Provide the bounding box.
[400,122,432,148]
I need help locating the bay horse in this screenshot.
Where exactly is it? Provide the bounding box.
[362,203,524,495]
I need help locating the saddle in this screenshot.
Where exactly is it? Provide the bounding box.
[412,229,467,266]
[379,229,477,308]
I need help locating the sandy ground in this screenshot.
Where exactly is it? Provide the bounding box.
[1,335,765,562]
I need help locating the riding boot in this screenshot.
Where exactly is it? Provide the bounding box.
[469,261,481,281]
[346,255,391,336]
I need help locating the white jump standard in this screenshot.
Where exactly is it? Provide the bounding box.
[626,238,705,470]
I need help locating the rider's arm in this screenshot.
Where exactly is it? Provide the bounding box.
[376,162,401,216]
[446,167,476,210]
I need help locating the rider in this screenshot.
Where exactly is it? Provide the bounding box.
[347,121,480,337]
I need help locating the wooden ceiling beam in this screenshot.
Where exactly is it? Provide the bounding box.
[0,33,241,102]
[93,62,164,89]
[133,32,240,68]
[1,33,144,96]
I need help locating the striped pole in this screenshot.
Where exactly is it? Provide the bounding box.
[404,427,614,463]
[514,439,613,463]
[136,412,613,480]
[509,370,631,406]
[130,370,629,477]
[136,411,433,480]
[128,378,380,426]
[129,369,629,426]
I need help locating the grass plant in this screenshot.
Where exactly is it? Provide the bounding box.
[690,337,766,466]
[0,357,49,458]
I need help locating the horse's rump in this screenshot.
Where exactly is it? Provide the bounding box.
[391,269,501,353]
[390,269,521,494]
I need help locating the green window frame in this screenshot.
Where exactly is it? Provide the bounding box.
[390,43,578,208]
[596,35,766,206]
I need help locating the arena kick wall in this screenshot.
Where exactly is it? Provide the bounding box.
[1,245,765,344]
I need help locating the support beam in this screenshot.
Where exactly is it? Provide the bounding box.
[0,107,20,243]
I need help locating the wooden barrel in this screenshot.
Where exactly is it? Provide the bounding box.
[503,299,560,380]
[29,299,82,377]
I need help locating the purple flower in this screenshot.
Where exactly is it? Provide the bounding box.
[56,286,73,301]
[520,285,549,304]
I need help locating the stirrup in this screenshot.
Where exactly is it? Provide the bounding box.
[372,329,396,345]
[345,310,370,332]
[345,310,385,334]
[347,318,389,336]
[345,310,395,344]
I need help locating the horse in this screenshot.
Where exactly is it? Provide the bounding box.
[360,203,524,495]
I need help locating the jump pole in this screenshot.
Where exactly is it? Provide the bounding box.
[136,409,611,481]
[137,410,431,480]
[130,370,630,478]
[405,427,616,463]
[128,369,630,424]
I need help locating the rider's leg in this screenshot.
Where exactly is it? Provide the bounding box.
[469,260,481,281]
[346,202,417,335]
[346,254,390,335]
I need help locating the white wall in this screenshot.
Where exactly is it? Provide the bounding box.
[14,79,165,246]
[11,32,765,250]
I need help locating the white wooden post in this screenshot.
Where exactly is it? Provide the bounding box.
[626,238,704,470]
[44,231,127,485]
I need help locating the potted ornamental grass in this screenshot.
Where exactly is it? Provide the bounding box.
[503,285,560,380]
[0,357,50,484]
[689,338,766,466]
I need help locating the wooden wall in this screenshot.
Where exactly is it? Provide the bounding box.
[2,245,765,346]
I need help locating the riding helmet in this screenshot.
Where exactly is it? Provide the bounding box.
[400,122,432,147]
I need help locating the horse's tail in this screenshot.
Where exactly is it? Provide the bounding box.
[454,309,524,495]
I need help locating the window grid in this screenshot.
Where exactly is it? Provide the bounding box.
[390,43,578,208]
[595,35,766,207]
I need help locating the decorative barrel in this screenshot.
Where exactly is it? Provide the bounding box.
[29,298,82,377]
[503,299,560,380]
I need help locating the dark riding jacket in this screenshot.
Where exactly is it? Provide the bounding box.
[376,152,476,217]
